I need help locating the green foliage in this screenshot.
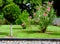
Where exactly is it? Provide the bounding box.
[23,0,28,4]
[6,0,13,2]
[5,0,13,4]
[42,0,49,2]
[0,12,3,19]
[14,0,22,4]
[3,3,21,23]
[30,0,42,6]
[14,0,28,4]
[14,0,41,4]
[0,12,5,24]
[15,19,22,25]
[0,0,4,7]
[20,10,29,26]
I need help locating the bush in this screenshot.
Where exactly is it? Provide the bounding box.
[33,1,56,33]
[19,10,30,29]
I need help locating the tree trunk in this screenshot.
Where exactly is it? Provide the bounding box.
[10,23,12,36]
[41,27,47,33]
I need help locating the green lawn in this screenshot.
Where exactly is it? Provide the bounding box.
[0,25,60,38]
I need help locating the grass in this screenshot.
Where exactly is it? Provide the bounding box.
[0,25,60,38]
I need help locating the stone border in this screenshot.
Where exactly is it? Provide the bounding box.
[0,38,60,41]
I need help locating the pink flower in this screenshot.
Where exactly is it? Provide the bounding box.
[48,2,51,5]
[34,13,36,16]
[29,16,32,19]
[43,12,47,16]
[21,23,25,26]
[51,1,53,4]
[48,1,53,5]
[47,7,51,11]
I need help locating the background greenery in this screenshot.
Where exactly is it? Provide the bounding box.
[0,0,60,38]
[0,0,44,25]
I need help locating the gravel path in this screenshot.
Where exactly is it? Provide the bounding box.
[0,40,60,44]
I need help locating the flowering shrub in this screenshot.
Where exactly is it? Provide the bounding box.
[33,1,57,33]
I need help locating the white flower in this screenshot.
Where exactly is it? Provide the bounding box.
[39,15,40,17]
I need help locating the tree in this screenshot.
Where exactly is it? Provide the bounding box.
[3,3,21,36]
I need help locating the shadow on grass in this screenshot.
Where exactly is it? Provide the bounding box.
[0,32,8,35]
[19,30,60,36]
[46,31,60,35]
[13,28,22,30]
[19,30,41,33]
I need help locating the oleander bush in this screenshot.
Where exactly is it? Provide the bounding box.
[33,1,57,33]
